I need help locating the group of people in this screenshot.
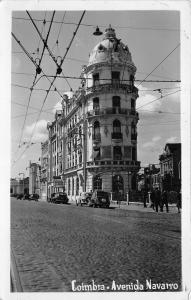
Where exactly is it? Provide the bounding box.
[143,188,181,213]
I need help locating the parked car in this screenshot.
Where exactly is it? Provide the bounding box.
[76,192,92,206]
[17,193,24,200]
[29,194,39,201]
[89,190,110,208]
[23,194,30,200]
[12,193,18,198]
[50,192,69,204]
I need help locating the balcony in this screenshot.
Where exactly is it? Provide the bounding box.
[86,160,141,169]
[86,83,138,97]
[87,108,139,118]
[111,132,123,140]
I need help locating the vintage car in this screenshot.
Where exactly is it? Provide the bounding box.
[89,190,110,208]
[76,192,92,206]
[50,192,69,204]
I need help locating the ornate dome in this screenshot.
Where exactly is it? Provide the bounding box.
[88,25,134,67]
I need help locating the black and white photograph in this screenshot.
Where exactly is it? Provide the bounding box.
[0,1,190,299]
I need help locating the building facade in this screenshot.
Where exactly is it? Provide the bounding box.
[159,143,181,192]
[46,26,140,201]
[40,140,49,201]
[10,177,29,195]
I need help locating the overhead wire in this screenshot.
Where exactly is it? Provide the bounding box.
[136,43,180,87]
[12,17,179,31]
[12,10,86,166]
[137,89,181,110]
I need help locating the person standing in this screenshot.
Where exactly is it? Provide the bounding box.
[154,188,161,213]
[143,189,147,208]
[161,190,169,212]
[150,189,155,210]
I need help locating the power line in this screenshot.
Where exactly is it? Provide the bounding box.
[136,43,180,87]
[12,17,179,31]
[12,11,86,167]
[137,89,181,110]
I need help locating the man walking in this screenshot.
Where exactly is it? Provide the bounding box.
[161,190,169,212]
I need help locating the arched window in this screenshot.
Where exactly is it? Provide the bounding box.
[76,177,79,196]
[113,146,122,160]
[72,177,74,195]
[93,175,102,190]
[93,97,99,110]
[131,174,137,190]
[93,121,101,141]
[112,175,123,193]
[68,178,70,195]
[113,119,121,133]
[112,96,120,108]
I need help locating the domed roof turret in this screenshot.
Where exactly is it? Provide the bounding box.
[88,25,135,67]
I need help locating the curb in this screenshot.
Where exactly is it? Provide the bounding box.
[11,250,23,292]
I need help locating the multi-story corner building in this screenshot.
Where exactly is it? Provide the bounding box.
[46,26,141,201]
[159,143,181,192]
[40,140,49,201]
[29,162,41,195]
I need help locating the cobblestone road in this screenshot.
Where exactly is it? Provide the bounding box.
[11,198,181,292]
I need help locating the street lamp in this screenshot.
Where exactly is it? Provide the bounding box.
[18,172,25,194]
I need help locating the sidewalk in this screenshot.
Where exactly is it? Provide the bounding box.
[110,201,178,214]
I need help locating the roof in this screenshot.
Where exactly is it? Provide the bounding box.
[165,143,181,152]
[88,25,135,68]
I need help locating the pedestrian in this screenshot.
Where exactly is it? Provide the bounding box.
[143,190,147,208]
[161,190,169,212]
[150,189,155,210]
[154,188,161,213]
[177,191,181,213]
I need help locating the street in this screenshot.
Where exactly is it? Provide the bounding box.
[11,198,181,292]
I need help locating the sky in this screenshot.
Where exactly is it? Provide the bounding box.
[11,10,181,178]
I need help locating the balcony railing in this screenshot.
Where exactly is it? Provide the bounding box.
[86,83,138,95]
[87,108,139,118]
[111,132,123,140]
[86,160,140,168]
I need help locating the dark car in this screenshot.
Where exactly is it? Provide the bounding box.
[17,193,24,200]
[29,194,39,201]
[51,192,69,204]
[76,192,92,206]
[89,190,110,208]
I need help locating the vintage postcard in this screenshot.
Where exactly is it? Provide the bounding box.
[0,1,190,300]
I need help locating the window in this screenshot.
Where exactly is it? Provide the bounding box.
[76,177,79,196]
[72,178,74,195]
[93,73,99,86]
[132,147,136,160]
[93,175,102,190]
[93,146,100,160]
[113,146,122,160]
[93,121,101,140]
[112,96,120,109]
[93,97,99,110]
[112,175,123,192]
[112,71,120,85]
[131,98,135,110]
[68,178,70,195]
[113,119,121,133]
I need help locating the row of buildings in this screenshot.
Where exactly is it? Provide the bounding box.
[11,26,181,202]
